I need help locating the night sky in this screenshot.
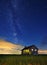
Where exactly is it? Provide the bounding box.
[0,0,47,49]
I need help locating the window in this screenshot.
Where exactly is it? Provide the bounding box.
[35,49,37,51]
[31,49,33,51]
[23,49,29,53]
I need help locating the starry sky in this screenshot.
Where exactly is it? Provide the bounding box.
[0,0,47,49]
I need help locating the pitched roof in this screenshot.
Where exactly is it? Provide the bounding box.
[21,45,38,50]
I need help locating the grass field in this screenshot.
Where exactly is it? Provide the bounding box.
[0,55,47,65]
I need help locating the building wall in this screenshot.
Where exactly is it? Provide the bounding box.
[22,49,32,54]
[22,49,38,55]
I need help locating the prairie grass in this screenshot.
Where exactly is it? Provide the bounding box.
[0,55,47,65]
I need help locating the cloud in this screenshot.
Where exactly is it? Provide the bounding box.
[0,40,24,54]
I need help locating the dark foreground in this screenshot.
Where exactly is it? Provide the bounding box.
[0,54,47,65]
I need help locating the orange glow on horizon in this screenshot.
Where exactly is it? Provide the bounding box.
[0,40,24,54]
[38,50,47,54]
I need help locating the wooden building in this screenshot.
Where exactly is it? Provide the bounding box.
[21,45,38,55]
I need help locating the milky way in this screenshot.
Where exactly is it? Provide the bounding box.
[0,0,23,43]
[0,0,47,49]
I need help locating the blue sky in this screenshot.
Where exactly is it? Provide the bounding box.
[0,0,47,49]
